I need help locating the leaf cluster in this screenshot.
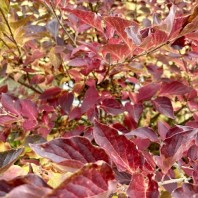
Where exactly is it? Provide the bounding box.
[0,0,198,197]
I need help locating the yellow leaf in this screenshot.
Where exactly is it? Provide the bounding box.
[0,0,10,15]
[160,191,172,198]
[0,141,11,151]
[48,172,72,188]
[0,22,8,35]
[10,16,32,30]
[48,48,62,68]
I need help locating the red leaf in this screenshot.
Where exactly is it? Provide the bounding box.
[157,121,170,140]
[0,115,16,125]
[159,81,191,96]
[101,44,131,63]
[30,75,45,84]
[150,28,168,47]
[125,127,158,142]
[20,99,38,120]
[111,123,129,134]
[187,145,198,161]
[137,83,160,102]
[125,103,143,123]
[0,85,8,94]
[46,162,116,198]
[23,119,38,131]
[40,87,62,100]
[155,5,176,35]
[170,16,186,39]
[152,96,175,119]
[0,174,51,195]
[20,99,38,131]
[81,86,99,113]
[123,113,137,131]
[23,50,45,66]
[68,57,87,67]
[1,93,21,116]
[105,17,138,50]
[146,64,163,80]
[180,5,198,36]
[156,128,198,173]
[93,121,153,175]
[58,92,74,114]
[100,98,124,115]
[68,107,82,121]
[172,183,198,198]
[127,173,159,198]
[64,9,104,33]
[7,184,51,198]
[30,137,109,169]
[0,148,24,174]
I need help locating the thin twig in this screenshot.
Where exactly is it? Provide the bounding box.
[9,75,42,94]
[158,177,191,186]
[0,8,22,56]
[130,41,169,61]
[0,38,17,56]
[62,63,72,80]
[46,1,76,46]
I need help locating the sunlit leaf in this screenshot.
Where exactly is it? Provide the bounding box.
[101,44,131,63]
[63,8,104,33]
[105,16,138,50]
[45,162,116,198]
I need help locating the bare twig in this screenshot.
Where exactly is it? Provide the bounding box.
[0,37,18,56]
[130,41,169,61]
[0,8,22,56]
[9,75,42,94]
[46,1,77,46]
[158,177,191,186]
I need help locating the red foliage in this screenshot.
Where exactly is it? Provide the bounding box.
[0,0,198,197]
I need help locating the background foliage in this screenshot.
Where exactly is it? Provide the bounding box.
[0,0,198,197]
